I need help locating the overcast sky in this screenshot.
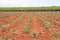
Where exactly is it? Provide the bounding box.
[0,0,60,7]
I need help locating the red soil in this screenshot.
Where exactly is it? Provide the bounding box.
[0,12,60,40]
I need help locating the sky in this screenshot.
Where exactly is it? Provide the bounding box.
[0,0,60,7]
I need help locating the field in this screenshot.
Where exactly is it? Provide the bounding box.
[0,7,60,40]
[0,6,60,11]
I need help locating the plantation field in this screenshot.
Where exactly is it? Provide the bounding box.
[0,11,60,40]
[0,6,60,11]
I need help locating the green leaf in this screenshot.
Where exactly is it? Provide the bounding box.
[0,23,9,29]
[1,36,12,40]
[23,25,30,32]
[39,18,52,28]
[45,22,52,28]
[10,28,17,36]
[31,33,39,38]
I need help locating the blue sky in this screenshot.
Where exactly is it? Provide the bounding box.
[0,0,60,7]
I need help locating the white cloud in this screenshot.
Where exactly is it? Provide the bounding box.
[0,0,60,7]
[0,0,19,3]
[0,0,35,7]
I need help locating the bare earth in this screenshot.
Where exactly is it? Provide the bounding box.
[0,11,60,40]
